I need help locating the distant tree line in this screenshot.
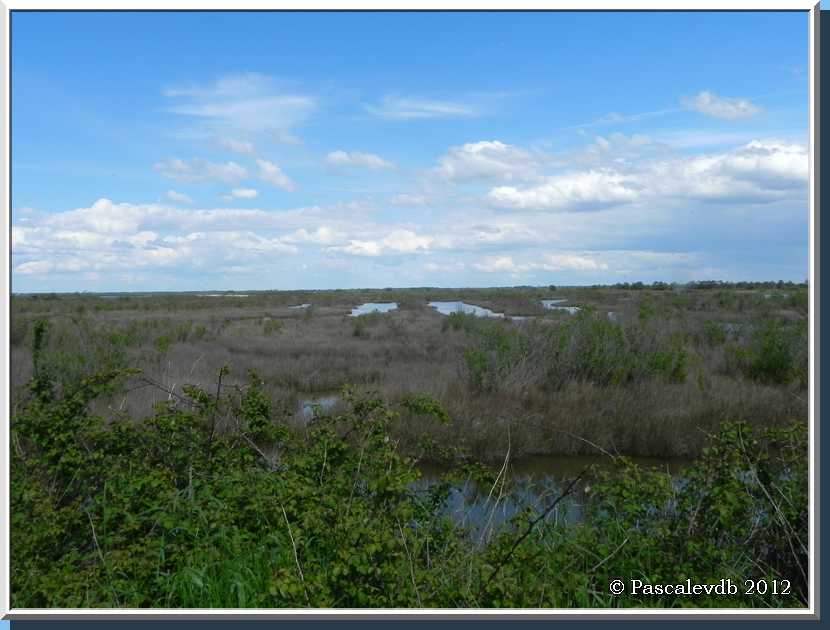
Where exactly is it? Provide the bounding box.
[579,280,809,291]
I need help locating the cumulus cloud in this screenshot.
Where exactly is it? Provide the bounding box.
[230,188,258,199]
[539,253,609,271]
[335,229,434,257]
[325,150,395,171]
[16,260,55,275]
[12,133,807,289]
[647,139,807,202]
[154,158,247,184]
[284,226,340,245]
[256,159,296,191]
[470,250,704,277]
[474,253,608,274]
[486,139,807,211]
[434,140,543,182]
[11,198,306,278]
[165,190,193,204]
[367,96,478,120]
[682,90,761,120]
[488,170,640,211]
[473,255,529,273]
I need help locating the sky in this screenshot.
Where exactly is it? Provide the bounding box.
[10,10,810,292]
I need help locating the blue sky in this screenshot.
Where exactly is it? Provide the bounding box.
[11,11,809,292]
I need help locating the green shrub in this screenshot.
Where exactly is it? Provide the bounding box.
[701,320,727,346]
[727,319,806,386]
[263,318,283,336]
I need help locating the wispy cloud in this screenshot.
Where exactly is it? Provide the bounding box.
[567,108,679,130]
[220,188,259,202]
[681,90,761,120]
[366,96,479,120]
[325,150,395,172]
[256,158,296,191]
[217,137,257,155]
[164,73,317,134]
[165,190,193,204]
[153,158,248,184]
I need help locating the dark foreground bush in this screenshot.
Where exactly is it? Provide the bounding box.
[11,324,808,608]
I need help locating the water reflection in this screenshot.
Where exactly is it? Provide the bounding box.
[414,454,689,536]
[541,299,580,314]
[298,394,341,420]
[428,301,505,318]
[350,302,398,316]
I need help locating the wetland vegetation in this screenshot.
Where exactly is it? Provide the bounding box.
[9,282,809,607]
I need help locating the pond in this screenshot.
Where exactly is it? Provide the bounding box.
[350,302,398,316]
[541,299,580,314]
[428,301,507,318]
[414,454,689,535]
[298,394,341,420]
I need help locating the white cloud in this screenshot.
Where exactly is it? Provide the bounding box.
[424,260,466,273]
[474,253,608,274]
[434,140,542,182]
[256,159,296,191]
[391,194,429,206]
[539,253,608,271]
[367,96,478,120]
[336,229,434,257]
[11,198,308,277]
[154,158,248,184]
[325,150,395,171]
[647,139,807,202]
[164,73,316,133]
[716,139,807,184]
[16,260,54,275]
[217,137,256,155]
[488,170,640,211]
[568,108,678,129]
[219,189,257,202]
[165,190,194,204]
[486,139,807,211]
[682,90,761,120]
[284,226,340,245]
[473,255,528,273]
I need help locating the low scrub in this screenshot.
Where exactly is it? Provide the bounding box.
[459,308,689,392]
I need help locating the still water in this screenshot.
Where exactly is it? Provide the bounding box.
[350,302,399,316]
[414,454,689,534]
[541,299,581,314]
[428,301,506,318]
